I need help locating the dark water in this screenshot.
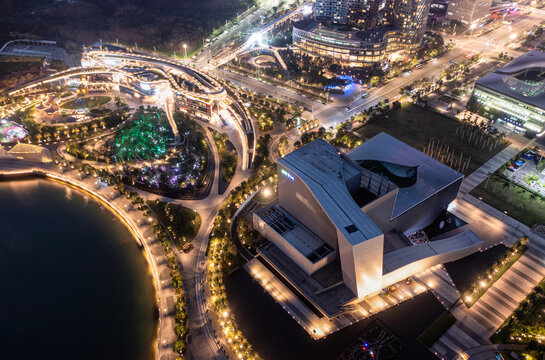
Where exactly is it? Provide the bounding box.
[0,179,157,360]
[225,269,441,360]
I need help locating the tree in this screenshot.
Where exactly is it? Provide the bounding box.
[528,193,538,213]
[485,172,492,189]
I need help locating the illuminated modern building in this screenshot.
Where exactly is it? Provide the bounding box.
[81,45,226,119]
[315,0,360,24]
[292,20,399,66]
[293,0,432,66]
[392,0,432,47]
[253,134,482,315]
[447,0,492,26]
[468,50,545,132]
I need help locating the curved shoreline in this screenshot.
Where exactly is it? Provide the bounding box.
[0,168,165,359]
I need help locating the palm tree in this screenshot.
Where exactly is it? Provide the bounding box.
[485,172,492,189]
[528,193,538,213]
[503,181,512,203]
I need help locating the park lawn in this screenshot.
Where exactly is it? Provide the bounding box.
[357,105,509,175]
[147,200,201,249]
[60,96,111,110]
[470,174,545,227]
[418,310,456,348]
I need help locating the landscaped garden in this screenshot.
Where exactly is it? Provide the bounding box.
[60,96,111,110]
[211,130,237,183]
[13,105,127,144]
[450,238,528,308]
[357,105,510,175]
[115,110,209,195]
[206,163,276,360]
[491,277,545,352]
[147,200,201,249]
[470,174,545,227]
[112,110,171,162]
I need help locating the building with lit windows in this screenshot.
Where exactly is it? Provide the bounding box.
[447,0,492,26]
[468,50,545,133]
[293,0,431,66]
[253,134,482,316]
[292,20,399,66]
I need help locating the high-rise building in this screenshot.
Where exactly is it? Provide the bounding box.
[447,0,492,26]
[315,0,360,24]
[292,0,431,66]
[393,0,432,48]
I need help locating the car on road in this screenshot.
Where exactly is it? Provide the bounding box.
[345,106,351,111]
[523,151,536,160]
[361,92,370,99]
[485,126,498,135]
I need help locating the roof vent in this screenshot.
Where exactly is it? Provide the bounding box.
[345,224,358,234]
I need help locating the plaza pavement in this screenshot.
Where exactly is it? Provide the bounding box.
[431,233,545,360]
[429,137,545,360]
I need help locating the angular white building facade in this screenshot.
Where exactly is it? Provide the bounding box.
[254,134,482,305]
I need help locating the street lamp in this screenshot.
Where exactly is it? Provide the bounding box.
[183,44,187,58]
[469,23,477,37]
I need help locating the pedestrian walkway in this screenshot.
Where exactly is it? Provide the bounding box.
[459,138,533,195]
[431,235,545,360]
[414,265,461,309]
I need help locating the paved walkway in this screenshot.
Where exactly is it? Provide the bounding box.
[426,133,545,359]
[459,139,533,195]
[431,235,545,360]
[430,192,545,360]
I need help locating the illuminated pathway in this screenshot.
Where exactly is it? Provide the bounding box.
[245,256,434,338]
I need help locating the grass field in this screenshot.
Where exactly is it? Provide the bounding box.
[470,174,545,227]
[418,311,456,348]
[60,96,111,110]
[147,200,201,249]
[357,105,509,175]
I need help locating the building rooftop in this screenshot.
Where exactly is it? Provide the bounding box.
[257,206,334,263]
[279,138,384,246]
[475,50,545,109]
[293,20,396,45]
[348,133,463,218]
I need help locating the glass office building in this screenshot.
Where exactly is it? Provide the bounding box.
[468,50,545,132]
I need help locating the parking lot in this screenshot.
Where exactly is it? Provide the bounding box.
[506,149,545,195]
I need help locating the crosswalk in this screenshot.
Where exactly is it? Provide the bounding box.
[431,235,545,360]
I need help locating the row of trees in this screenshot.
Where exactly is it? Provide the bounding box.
[207,165,276,360]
